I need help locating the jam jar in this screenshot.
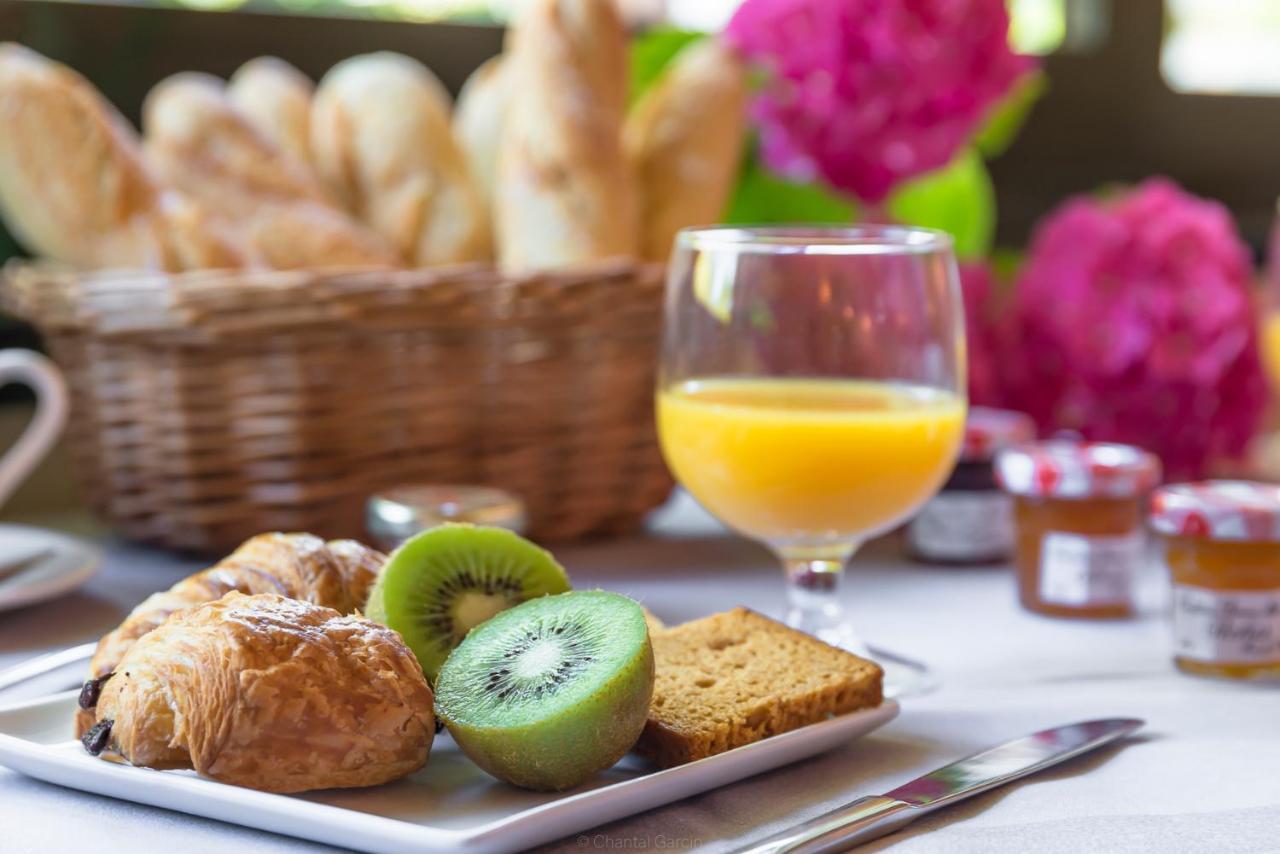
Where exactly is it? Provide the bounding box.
[995,441,1161,619]
[907,407,1035,565]
[366,484,526,551]
[1150,481,1280,681]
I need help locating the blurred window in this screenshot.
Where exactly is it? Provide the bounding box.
[1162,0,1280,95]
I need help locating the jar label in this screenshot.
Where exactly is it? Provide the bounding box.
[1038,532,1141,607]
[1173,585,1280,663]
[908,492,1014,562]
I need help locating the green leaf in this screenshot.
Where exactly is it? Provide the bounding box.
[724,144,859,225]
[886,148,995,260]
[974,70,1047,159]
[989,247,1025,286]
[629,27,706,105]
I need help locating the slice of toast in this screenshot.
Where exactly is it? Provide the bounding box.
[636,608,883,768]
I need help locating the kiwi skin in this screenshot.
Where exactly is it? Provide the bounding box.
[364,523,571,682]
[435,591,655,791]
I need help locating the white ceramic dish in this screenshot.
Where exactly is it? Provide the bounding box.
[0,688,897,853]
[0,524,99,613]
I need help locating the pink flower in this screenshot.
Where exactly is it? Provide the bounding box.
[1004,178,1266,479]
[959,261,1005,407]
[726,0,1033,203]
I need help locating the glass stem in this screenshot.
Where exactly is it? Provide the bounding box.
[781,552,868,655]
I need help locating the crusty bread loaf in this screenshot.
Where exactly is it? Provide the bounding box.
[227,57,319,178]
[0,43,248,270]
[143,72,397,270]
[625,39,748,262]
[495,0,638,272]
[453,55,509,209]
[311,52,491,266]
[636,608,883,768]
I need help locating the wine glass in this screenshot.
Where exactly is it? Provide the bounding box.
[656,225,967,696]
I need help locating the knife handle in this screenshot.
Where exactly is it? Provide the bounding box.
[739,795,918,854]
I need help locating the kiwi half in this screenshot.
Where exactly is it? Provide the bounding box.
[364,524,571,682]
[434,590,655,791]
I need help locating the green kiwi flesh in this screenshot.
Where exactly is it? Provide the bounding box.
[364,524,571,682]
[434,590,655,791]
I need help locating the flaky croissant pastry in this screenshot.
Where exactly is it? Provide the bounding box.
[77,533,384,736]
[84,593,435,793]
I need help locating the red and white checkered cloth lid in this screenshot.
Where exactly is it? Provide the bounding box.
[1149,480,1280,541]
[961,408,1036,461]
[995,440,1161,499]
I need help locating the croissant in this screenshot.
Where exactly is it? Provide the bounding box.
[76,533,384,736]
[85,592,435,793]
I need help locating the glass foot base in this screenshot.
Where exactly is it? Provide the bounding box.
[806,624,938,699]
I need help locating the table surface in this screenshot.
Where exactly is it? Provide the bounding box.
[1,494,1278,854]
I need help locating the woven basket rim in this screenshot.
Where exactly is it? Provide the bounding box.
[1,257,666,339]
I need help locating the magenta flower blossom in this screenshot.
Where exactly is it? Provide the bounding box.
[726,0,1034,203]
[1004,178,1267,479]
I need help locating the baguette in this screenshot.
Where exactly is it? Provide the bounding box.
[624,39,748,262]
[311,52,491,266]
[0,44,247,270]
[227,56,319,178]
[143,72,398,269]
[453,55,509,210]
[495,0,638,272]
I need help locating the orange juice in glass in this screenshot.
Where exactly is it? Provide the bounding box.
[658,378,965,546]
[1263,312,1280,390]
[657,226,967,696]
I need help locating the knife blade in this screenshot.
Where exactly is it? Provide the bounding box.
[739,717,1144,854]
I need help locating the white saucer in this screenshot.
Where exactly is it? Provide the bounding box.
[0,524,99,613]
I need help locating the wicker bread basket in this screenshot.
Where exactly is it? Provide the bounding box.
[1,260,673,552]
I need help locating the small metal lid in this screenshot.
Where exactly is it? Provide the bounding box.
[1150,480,1280,541]
[366,485,527,549]
[995,440,1161,499]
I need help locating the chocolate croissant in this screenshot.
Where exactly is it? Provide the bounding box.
[84,592,434,793]
[77,533,384,736]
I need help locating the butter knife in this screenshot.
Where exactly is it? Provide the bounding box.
[741,717,1144,854]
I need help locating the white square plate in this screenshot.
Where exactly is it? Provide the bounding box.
[0,690,897,853]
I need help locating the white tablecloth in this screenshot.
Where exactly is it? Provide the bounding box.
[1,495,1278,853]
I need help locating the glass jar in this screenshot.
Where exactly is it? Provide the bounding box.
[1150,481,1280,681]
[907,408,1035,565]
[995,441,1161,619]
[366,484,526,551]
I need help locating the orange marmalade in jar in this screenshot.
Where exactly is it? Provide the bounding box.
[996,441,1161,619]
[1150,481,1280,681]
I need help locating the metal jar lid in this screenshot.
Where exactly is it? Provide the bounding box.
[961,407,1036,461]
[995,440,1162,500]
[1150,480,1280,541]
[366,484,527,549]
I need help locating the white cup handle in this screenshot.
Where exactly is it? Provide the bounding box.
[0,349,69,510]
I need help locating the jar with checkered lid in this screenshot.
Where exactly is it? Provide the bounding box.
[996,440,1161,619]
[1151,480,1280,681]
